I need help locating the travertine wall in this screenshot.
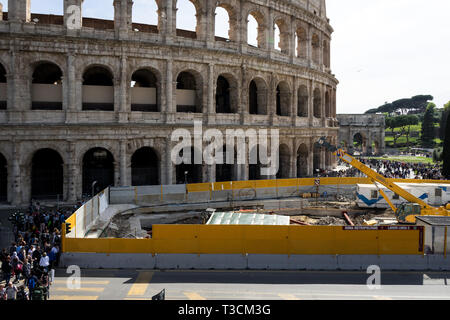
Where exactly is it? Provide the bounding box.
[0,0,338,205]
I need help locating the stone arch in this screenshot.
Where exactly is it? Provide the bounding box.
[176,0,202,38]
[82,147,115,196]
[353,132,366,153]
[31,61,63,110]
[130,68,161,112]
[31,148,64,200]
[297,85,308,117]
[131,147,160,186]
[246,9,266,48]
[297,143,309,178]
[277,143,291,179]
[249,77,268,115]
[214,3,237,41]
[0,62,6,110]
[295,26,307,59]
[82,64,115,111]
[273,17,290,54]
[312,33,320,64]
[276,81,291,117]
[216,73,238,114]
[0,152,7,202]
[131,0,160,33]
[176,69,204,113]
[313,88,322,118]
[175,146,203,184]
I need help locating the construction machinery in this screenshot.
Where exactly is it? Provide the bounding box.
[316,137,450,224]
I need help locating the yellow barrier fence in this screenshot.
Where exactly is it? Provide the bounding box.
[62,225,424,256]
[186,178,450,193]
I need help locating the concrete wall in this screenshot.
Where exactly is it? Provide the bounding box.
[130,87,156,104]
[176,89,196,106]
[31,84,62,102]
[60,252,450,271]
[82,85,114,103]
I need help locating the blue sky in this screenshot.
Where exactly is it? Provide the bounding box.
[2,0,449,114]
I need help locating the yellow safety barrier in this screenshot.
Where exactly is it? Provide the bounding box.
[62,225,424,256]
[182,178,450,193]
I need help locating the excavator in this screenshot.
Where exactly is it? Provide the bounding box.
[316,137,450,224]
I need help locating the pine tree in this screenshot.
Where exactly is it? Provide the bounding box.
[421,103,436,148]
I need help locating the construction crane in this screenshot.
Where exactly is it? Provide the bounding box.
[316,137,450,224]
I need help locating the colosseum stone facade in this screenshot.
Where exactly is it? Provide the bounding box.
[0,0,338,205]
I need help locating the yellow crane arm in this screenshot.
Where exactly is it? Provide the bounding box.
[316,137,433,210]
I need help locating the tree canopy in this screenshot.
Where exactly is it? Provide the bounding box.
[366,95,433,115]
[421,103,436,148]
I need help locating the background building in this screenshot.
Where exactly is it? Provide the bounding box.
[0,0,338,205]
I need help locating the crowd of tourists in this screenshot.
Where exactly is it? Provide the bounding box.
[317,158,445,180]
[0,201,78,300]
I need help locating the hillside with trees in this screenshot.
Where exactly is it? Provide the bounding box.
[365,97,448,156]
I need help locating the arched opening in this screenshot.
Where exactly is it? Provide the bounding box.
[312,34,320,64]
[82,148,114,196]
[277,144,290,179]
[297,85,308,117]
[295,27,307,59]
[82,0,115,30]
[132,0,159,34]
[176,71,202,113]
[131,147,160,186]
[216,75,231,114]
[131,69,159,112]
[372,140,380,155]
[215,6,231,41]
[82,66,114,111]
[176,147,203,184]
[176,0,198,38]
[0,153,6,202]
[248,145,270,181]
[325,91,331,117]
[313,88,321,118]
[31,62,63,110]
[274,23,281,51]
[353,133,364,153]
[276,82,290,117]
[0,63,6,110]
[249,78,267,115]
[216,145,235,182]
[297,144,308,178]
[313,144,322,176]
[247,12,264,48]
[31,149,63,200]
[273,19,288,54]
[30,0,63,26]
[340,140,348,149]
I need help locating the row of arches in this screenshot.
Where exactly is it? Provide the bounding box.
[2,1,330,65]
[0,142,333,202]
[0,61,335,117]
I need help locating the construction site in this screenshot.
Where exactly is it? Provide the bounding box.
[57,141,450,271]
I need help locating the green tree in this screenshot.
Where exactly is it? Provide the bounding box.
[386,115,418,148]
[366,95,433,115]
[444,112,450,179]
[439,101,450,140]
[421,103,436,148]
